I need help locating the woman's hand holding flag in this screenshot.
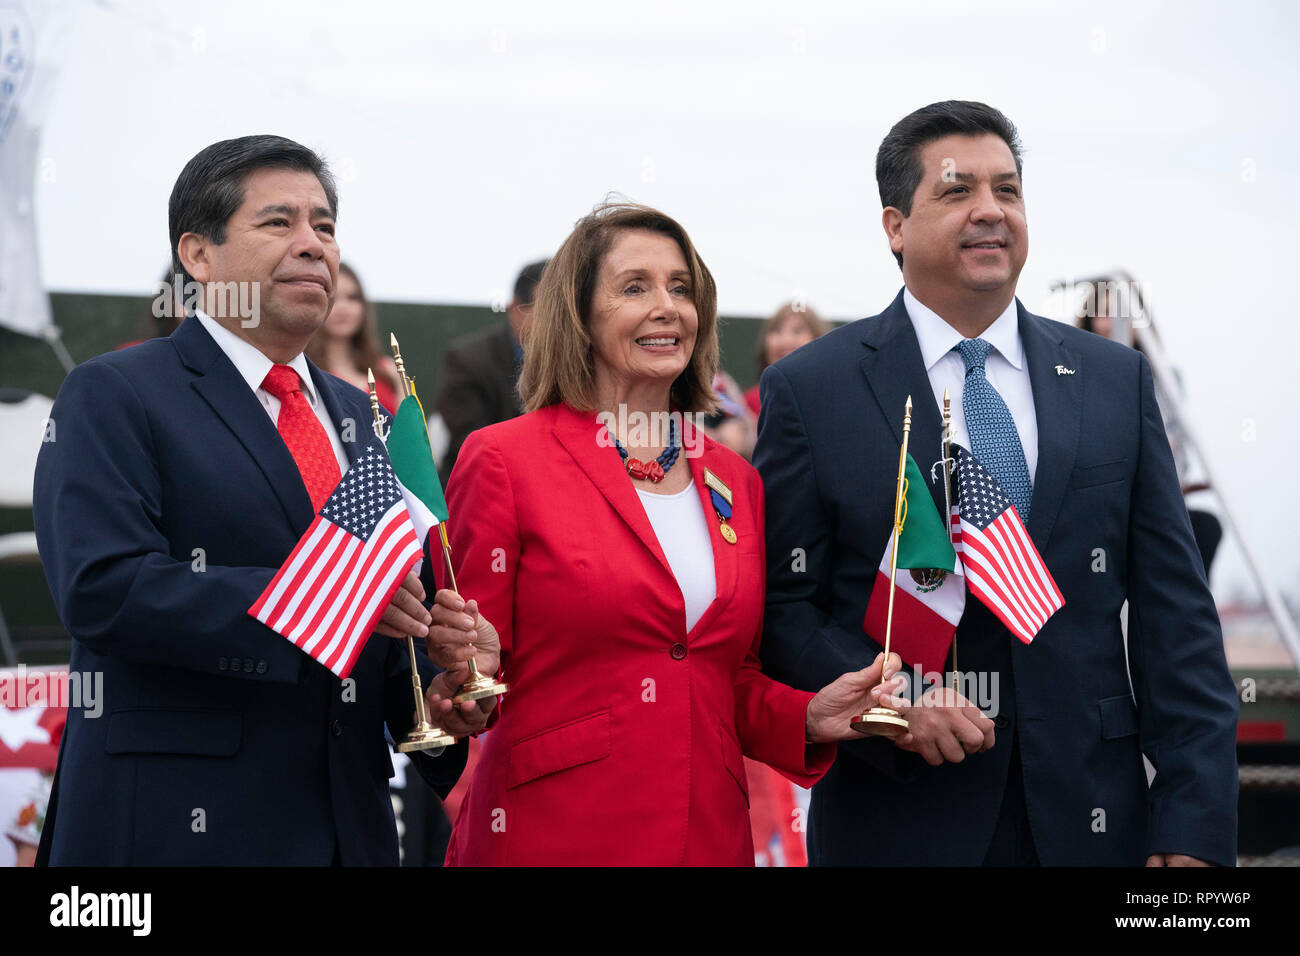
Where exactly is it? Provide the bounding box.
[426,589,502,681]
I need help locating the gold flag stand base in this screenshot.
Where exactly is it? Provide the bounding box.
[453,660,508,703]
[397,721,456,753]
[366,361,463,755]
[850,707,909,738]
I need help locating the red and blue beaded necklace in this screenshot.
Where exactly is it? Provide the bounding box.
[611,417,681,483]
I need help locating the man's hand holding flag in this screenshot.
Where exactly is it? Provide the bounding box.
[248,436,429,680]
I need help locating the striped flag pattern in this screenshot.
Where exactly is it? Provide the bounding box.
[952,445,1064,644]
[249,437,423,679]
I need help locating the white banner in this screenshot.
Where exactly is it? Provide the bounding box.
[0,1,75,339]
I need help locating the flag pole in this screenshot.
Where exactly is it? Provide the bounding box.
[389,335,508,704]
[850,396,912,737]
[369,369,454,752]
[942,388,957,691]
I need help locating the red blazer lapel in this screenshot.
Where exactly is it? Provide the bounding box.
[551,403,674,577]
[684,429,741,638]
[550,405,749,639]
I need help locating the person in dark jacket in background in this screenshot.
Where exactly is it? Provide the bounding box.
[435,259,547,483]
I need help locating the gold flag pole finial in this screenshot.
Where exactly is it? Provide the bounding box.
[851,395,913,737]
[389,333,410,397]
[386,336,507,704]
[369,369,454,752]
[367,368,381,437]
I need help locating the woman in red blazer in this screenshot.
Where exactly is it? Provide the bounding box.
[428,202,901,866]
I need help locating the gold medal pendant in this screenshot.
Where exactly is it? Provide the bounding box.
[719,522,737,545]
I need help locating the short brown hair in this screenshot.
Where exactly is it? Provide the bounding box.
[756,302,830,377]
[519,201,719,413]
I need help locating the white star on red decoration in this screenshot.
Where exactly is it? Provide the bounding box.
[0,706,51,752]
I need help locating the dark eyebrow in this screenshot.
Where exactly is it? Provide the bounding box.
[612,268,692,281]
[252,203,335,220]
[941,171,1021,184]
[253,204,297,218]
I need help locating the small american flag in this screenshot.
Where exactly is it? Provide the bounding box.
[249,437,423,679]
[952,445,1064,644]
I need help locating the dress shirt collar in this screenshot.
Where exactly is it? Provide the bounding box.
[194,309,321,408]
[903,286,1023,372]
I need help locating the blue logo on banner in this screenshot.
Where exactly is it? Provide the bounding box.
[0,10,34,148]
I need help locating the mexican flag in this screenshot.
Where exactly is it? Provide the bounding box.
[385,386,448,574]
[863,453,965,676]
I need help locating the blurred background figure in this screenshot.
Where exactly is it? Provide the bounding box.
[435,259,548,483]
[745,302,830,417]
[0,665,63,867]
[0,767,41,866]
[701,369,757,459]
[4,774,51,867]
[305,262,402,413]
[1075,279,1222,575]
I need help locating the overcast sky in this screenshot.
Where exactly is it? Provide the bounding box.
[28,0,1300,611]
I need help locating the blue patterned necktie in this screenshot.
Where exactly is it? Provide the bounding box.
[955,338,1032,522]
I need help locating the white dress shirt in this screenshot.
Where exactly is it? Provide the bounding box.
[195,310,350,475]
[903,287,1039,484]
[637,484,717,633]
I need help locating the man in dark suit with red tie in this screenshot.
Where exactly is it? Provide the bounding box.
[755,102,1239,866]
[33,136,486,865]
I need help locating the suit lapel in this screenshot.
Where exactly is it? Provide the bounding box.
[1019,304,1081,551]
[310,363,367,469]
[552,404,674,577]
[173,316,315,532]
[858,290,950,523]
[551,405,741,636]
[683,431,738,637]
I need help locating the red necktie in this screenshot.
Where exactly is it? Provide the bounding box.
[261,364,341,512]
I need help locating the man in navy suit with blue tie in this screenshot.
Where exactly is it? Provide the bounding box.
[33,136,488,865]
[755,102,1238,866]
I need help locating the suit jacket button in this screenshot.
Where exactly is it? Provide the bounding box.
[255,660,267,675]
[243,658,254,673]
[993,715,1010,730]
[217,657,228,671]
[670,643,687,661]
[331,720,343,737]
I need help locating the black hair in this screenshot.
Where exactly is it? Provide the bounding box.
[168,134,337,286]
[512,258,550,308]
